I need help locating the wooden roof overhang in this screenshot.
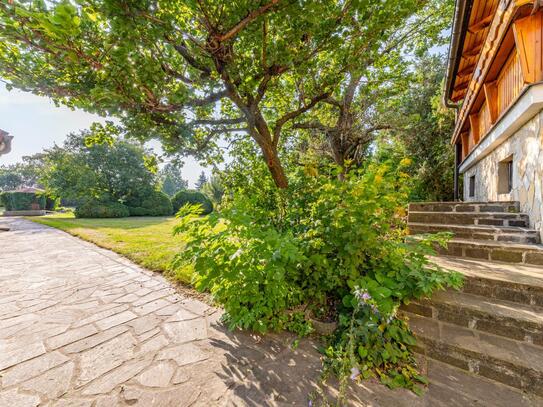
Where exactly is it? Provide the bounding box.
[445,0,539,145]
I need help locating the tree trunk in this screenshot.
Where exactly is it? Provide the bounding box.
[260,142,289,189]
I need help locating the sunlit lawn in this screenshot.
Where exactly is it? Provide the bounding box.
[28,213,192,283]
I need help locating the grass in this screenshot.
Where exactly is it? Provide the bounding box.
[28,213,192,283]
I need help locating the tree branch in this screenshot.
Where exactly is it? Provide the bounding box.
[273,92,330,145]
[190,117,246,126]
[216,0,280,42]
[186,90,228,106]
[172,41,211,77]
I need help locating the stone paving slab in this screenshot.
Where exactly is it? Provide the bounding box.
[0,217,540,406]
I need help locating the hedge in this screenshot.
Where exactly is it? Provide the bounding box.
[1,191,46,211]
[75,200,130,218]
[127,191,173,216]
[171,189,213,215]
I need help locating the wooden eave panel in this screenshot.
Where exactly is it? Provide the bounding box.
[452,0,517,145]
[451,0,500,99]
[513,11,543,84]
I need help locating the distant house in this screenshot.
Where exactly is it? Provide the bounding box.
[445,1,543,233]
[0,129,13,155]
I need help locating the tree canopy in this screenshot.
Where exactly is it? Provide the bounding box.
[0,0,449,188]
[42,125,158,204]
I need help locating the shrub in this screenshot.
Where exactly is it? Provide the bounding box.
[171,189,213,215]
[75,200,130,218]
[1,191,46,211]
[45,195,60,211]
[127,191,173,216]
[171,160,462,394]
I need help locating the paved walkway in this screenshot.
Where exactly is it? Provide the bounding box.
[0,218,536,406]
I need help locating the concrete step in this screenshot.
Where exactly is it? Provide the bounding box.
[405,312,543,397]
[432,255,543,306]
[402,290,543,346]
[409,201,520,214]
[408,211,529,227]
[431,238,543,265]
[408,222,540,244]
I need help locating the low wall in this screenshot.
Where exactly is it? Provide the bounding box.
[3,210,46,216]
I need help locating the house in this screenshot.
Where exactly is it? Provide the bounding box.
[0,128,13,155]
[400,4,543,399]
[445,0,543,235]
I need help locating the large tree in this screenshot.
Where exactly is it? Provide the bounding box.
[0,153,46,191]
[293,0,453,173]
[42,126,159,204]
[1,0,433,188]
[160,162,188,196]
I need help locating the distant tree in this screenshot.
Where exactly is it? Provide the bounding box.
[42,124,159,204]
[0,153,45,191]
[202,176,225,206]
[195,171,208,191]
[375,54,456,202]
[160,163,188,197]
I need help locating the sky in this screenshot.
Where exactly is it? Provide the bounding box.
[0,85,209,188]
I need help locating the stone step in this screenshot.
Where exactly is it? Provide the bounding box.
[405,311,543,396]
[432,255,543,305]
[402,290,543,346]
[409,201,520,214]
[431,238,543,265]
[408,211,529,227]
[408,222,541,244]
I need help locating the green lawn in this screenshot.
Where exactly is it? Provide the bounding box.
[29,213,192,283]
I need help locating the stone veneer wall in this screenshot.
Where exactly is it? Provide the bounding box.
[463,110,543,237]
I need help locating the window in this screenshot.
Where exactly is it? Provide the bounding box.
[469,175,476,198]
[498,156,514,194]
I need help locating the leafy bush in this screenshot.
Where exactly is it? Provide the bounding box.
[1,191,46,211]
[171,160,462,394]
[45,195,60,211]
[75,200,130,218]
[127,191,173,216]
[171,189,213,215]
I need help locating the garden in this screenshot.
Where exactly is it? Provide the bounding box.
[0,0,464,401]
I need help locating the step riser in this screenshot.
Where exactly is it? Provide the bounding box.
[409,202,520,213]
[462,276,543,307]
[401,300,543,346]
[435,243,543,266]
[414,336,543,396]
[408,212,529,227]
[409,225,540,244]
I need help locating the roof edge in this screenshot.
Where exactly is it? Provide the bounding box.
[444,0,474,107]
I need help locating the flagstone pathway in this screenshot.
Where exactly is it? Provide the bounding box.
[0,218,537,406]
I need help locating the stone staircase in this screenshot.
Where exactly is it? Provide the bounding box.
[408,201,543,265]
[404,201,543,402]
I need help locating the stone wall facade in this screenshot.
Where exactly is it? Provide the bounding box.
[462,110,543,237]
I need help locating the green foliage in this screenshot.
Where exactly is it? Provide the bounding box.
[376,54,456,201]
[42,126,160,214]
[0,0,446,187]
[45,195,60,211]
[160,163,188,197]
[1,191,45,211]
[170,157,462,392]
[171,190,213,215]
[127,191,173,217]
[195,171,208,191]
[201,176,225,206]
[0,153,46,191]
[75,200,130,218]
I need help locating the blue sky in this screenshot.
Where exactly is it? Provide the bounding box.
[0,85,209,187]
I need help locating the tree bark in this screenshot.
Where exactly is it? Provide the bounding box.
[259,140,289,189]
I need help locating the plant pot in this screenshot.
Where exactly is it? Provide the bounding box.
[309,318,338,335]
